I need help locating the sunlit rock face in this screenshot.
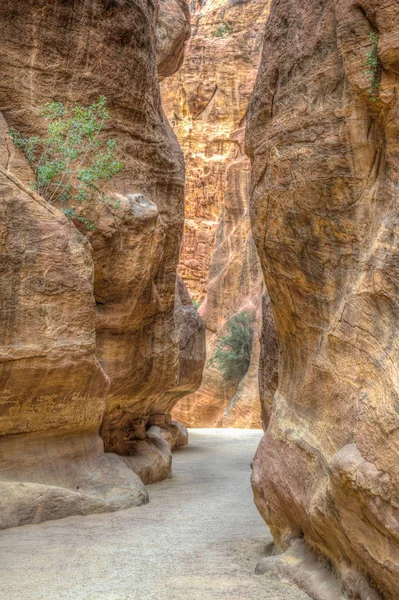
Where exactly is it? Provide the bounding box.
[0,0,204,528]
[162,0,273,428]
[247,0,399,598]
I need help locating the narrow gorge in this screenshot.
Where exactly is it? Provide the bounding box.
[161,0,278,429]
[0,1,398,600]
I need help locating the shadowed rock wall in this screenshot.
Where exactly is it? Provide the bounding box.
[247,0,399,598]
[0,0,205,529]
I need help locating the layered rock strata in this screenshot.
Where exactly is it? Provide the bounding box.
[247,1,399,598]
[0,0,204,528]
[162,0,272,428]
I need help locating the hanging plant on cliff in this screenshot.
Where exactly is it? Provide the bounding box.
[9,96,122,230]
[208,312,254,381]
[364,32,381,102]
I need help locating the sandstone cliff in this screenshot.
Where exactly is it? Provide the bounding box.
[247,1,399,598]
[162,0,273,428]
[0,0,205,529]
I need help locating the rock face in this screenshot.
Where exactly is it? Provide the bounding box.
[162,0,272,428]
[247,1,399,598]
[157,0,191,80]
[257,292,279,428]
[0,0,205,528]
[172,195,266,429]
[0,115,149,529]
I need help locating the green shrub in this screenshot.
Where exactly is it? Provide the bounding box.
[208,311,254,380]
[365,32,380,102]
[212,23,233,38]
[9,96,122,230]
[192,299,201,310]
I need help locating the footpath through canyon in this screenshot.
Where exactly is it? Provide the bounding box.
[0,430,310,600]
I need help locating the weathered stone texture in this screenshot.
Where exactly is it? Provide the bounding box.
[0,0,204,528]
[172,159,266,429]
[162,0,271,299]
[247,0,399,598]
[0,116,148,529]
[163,0,273,428]
[157,0,191,79]
[258,292,279,428]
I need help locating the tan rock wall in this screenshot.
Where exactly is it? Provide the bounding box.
[0,116,148,528]
[247,1,399,597]
[162,0,273,428]
[0,0,204,528]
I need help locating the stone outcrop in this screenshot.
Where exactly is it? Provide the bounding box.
[223,292,278,429]
[0,115,148,529]
[0,0,204,529]
[172,187,266,429]
[162,0,272,428]
[247,1,399,598]
[157,0,191,80]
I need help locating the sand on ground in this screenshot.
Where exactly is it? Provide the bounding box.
[0,429,310,600]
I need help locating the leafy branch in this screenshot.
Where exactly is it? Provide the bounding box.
[9,96,123,230]
[212,23,233,38]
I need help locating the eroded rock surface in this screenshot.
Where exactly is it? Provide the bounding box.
[162,0,273,428]
[0,116,148,529]
[0,0,204,528]
[247,1,399,598]
[157,0,191,79]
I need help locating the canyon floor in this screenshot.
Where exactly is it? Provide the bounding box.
[0,429,309,600]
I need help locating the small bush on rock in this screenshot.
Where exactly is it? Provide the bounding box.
[212,23,233,38]
[365,32,380,102]
[192,299,201,310]
[208,311,254,380]
[10,96,122,230]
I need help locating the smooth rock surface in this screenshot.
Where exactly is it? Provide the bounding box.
[247,1,399,598]
[0,430,310,600]
[156,0,190,80]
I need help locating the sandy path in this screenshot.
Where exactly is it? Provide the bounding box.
[0,429,309,600]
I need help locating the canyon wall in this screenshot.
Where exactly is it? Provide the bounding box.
[247,0,399,598]
[162,0,273,428]
[0,0,205,529]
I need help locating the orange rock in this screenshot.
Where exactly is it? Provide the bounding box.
[157,0,191,80]
[0,115,148,528]
[247,1,399,597]
[0,0,204,528]
[163,0,274,428]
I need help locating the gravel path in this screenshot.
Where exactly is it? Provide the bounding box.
[0,429,309,600]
